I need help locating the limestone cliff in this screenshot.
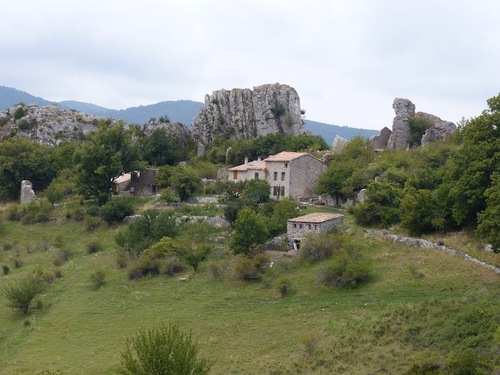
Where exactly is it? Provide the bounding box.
[190,83,306,145]
[0,103,122,146]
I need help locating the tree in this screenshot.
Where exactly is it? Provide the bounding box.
[0,138,56,201]
[230,207,269,255]
[241,179,271,207]
[400,188,440,235]
[2,274,45,314]
[140,128,189,166]
[170,166,202,202]
[443,94,500,226]
[477,173,500,252]
[119,323,212,375]
[74,123,141,204]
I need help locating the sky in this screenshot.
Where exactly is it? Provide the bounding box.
[1,0,499,130]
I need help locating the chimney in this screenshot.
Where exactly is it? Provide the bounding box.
[244,157,248,164]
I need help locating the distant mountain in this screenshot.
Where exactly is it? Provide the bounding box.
[0,85,380,142]
[303,120,378,145]
[0,86,54,108]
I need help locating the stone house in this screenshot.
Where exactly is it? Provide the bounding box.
[112,169,160,196]
[287,212,344,249]
[227,151,325,200]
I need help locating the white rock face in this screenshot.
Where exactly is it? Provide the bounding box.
[0,104,122,146]
[421,119,456,145]
[20,180,37,204]
[387,98,415,149]
[331,135,349,154]
[371,126,392,149]
[191,83,305,145]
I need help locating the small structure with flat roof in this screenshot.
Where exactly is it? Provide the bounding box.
[287,212,344,249]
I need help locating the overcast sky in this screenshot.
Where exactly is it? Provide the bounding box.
[1,0,499,130]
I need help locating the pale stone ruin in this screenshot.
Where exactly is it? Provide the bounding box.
[20,180,37,204]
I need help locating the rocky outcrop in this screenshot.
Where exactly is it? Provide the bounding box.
[371,126,392,149]
[191,83,305,146]
[331,135,348,154]
[421,119,456,145]
[387,98,415,149]
[143,119,191,144]
[386,98,456,149]
[20,180,37,204]
[0,103,121,146]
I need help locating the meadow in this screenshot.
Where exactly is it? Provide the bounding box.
[0,200,498,374]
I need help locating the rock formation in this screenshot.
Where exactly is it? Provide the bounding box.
[331,135,348,154]
[20,180,37,204]
[371,126,392,149]
[0,103,121,146]
[386,98,456,149]
[143,119,191,144]
[190,83,305,146]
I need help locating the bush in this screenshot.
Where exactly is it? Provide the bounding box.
[19,201,53,224]
[90,270,106,289]
[86,240,102,254]
[119,323,212,375]
[53,249,72,267]
[276,276,292,297]
[317,250,370,287]
[233,254,268,281]
[2,265,10,275]
[299,232,345,262]
[100,198,134,224]
[2,274,46,314]
[159,256,185,276]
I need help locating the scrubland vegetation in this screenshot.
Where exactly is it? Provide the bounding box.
[0,94,498,374]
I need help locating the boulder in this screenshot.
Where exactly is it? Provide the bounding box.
[371,126,392,149]
[387,98,415,149]
[20,180,37,204]
[421,119,456,145]
[331,135,348,154]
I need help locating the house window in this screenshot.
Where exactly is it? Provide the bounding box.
[281,172,285,181]
[299,224,303,229]
[233,171,238,180]
[254,172,259,179]
[284,163,288,168]
[273,172,278,181]
[314,225,318,230]
[273,186,279,196]
[293,223,296,228]
[280,186,285,196]
[308,224,312,230]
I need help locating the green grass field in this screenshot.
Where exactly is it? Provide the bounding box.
[0,202,498,374]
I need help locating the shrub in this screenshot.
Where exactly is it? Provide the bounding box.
[20,201,53,224]
[207,261,225,280]
[2,274,46,314]
[317,250,370,287]
[3,204,21,221]
[233,255,267,281]
[159,256,185,276]
[299,232,345,262]
[276,276,292,297]
[100,198,134,224]
[2,265,10,275]
[86,240,102,254]
[90,270,106,289]
[119,323,212,375]
[53,249,72,267]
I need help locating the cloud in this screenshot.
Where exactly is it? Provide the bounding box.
[0,0,499,129]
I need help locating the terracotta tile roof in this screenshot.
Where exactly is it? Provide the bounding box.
[264,151,308,162]
[228,160,266,171]
[288,212,343,223]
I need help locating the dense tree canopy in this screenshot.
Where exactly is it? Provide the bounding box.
[74,123,141,204]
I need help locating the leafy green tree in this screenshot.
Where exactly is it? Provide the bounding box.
[241,179,271,207]
[119,323,212,375]
[2,274,45,314]
[140,128,190,166]
[74,123,141,204]
[400,188,440,235]
[266,198,300,236]
[443,94,500,226]
[230,207,269,255]
[477,173,500,252]
[170,167,202,202]
[100,198,134,225]
[0,138,56,201]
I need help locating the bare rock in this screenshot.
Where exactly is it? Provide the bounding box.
[371,126,392,149]
[331,135,349,154]
[191,83,305,146]
[20,180,37,204]
[421,119,456,145]
[387,98,415,149]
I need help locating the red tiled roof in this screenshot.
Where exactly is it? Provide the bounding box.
[264,151,308,162]
[288,212,343,223]
[228,160,266,171]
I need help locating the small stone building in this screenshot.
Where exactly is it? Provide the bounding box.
[287,212,344,249]
[112,169,160,196]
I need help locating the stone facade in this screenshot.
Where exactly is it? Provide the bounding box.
[228,151,325,200]
[130,169,160,195]
[287,212,344,244]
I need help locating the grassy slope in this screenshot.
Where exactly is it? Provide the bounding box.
[0,207,498,374]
